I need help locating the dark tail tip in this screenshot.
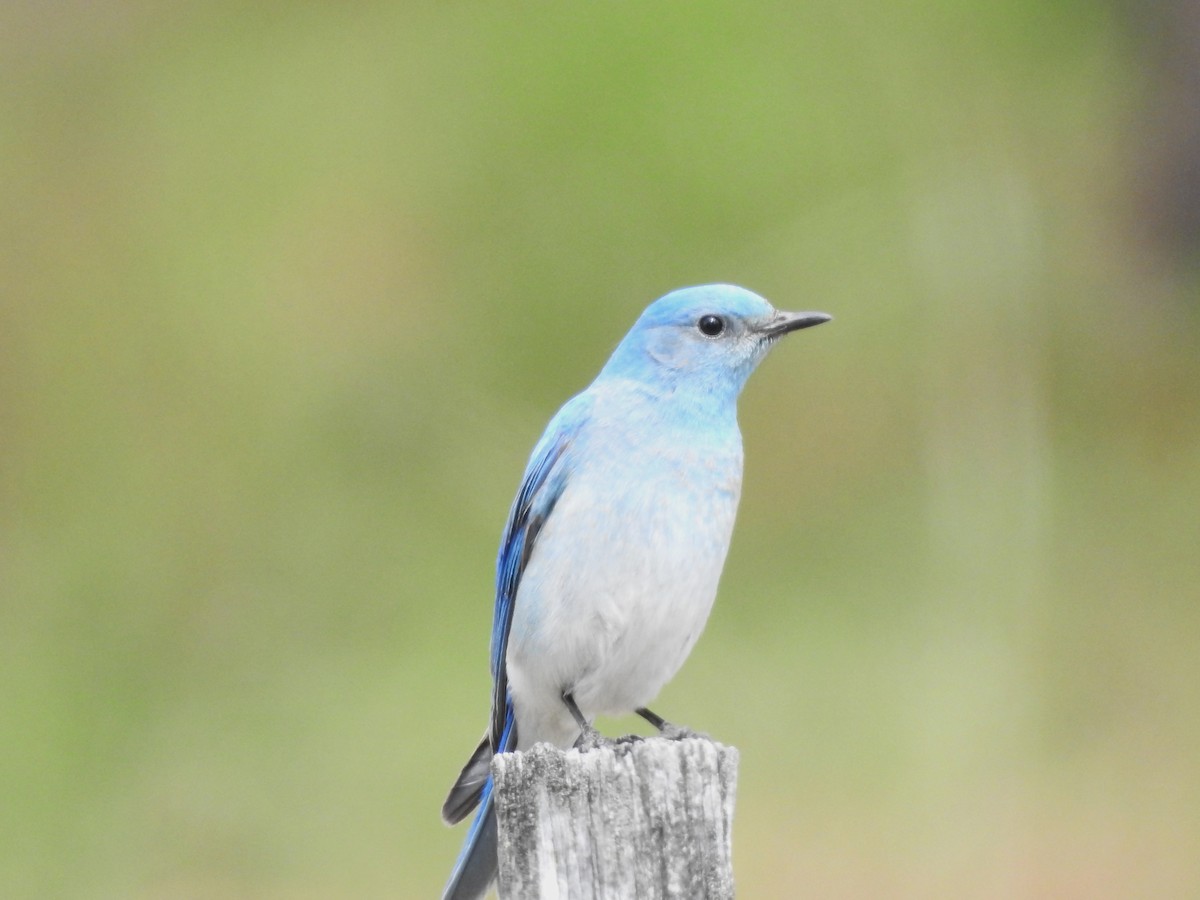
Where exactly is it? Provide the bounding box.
[442,798,498,900]
[442,733,492,825]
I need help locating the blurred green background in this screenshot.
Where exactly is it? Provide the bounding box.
[3,3,1198,897]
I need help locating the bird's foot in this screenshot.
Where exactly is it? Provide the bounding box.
[573,725,617,752]
[572,726,647,753]
[658,722,708,742]
[564,692,618,752]
[635,706,708,742]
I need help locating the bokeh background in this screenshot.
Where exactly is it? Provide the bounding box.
[3,3,1198,897]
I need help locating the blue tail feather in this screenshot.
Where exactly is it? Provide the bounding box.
[442,782,498,900]
[442,702,516,899]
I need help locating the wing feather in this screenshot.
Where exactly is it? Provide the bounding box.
[488,393,591,750]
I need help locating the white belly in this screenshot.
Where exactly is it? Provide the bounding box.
[505,447,741,749]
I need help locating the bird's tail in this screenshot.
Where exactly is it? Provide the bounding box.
[442,732,492,825]
[442,702,517,899]
[442,783,498,900]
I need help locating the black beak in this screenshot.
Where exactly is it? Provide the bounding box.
[763,310,833,338]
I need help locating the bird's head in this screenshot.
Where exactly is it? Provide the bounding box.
[598,284,830,402]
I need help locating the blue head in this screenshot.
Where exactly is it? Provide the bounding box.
[597,284,830,403]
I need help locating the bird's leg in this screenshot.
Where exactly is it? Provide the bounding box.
[635,706,705,741]
[563,692,616,751]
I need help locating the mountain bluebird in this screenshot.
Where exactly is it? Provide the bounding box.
[441,284,830,899]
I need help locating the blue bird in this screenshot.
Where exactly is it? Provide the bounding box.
[441,284,830,899]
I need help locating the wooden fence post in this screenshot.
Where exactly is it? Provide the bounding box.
[491,738,739,899]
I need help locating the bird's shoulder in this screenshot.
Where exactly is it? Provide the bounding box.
[526,390,594,467]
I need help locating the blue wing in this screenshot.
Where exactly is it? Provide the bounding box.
[441,394,591,900]
[488,392,591,750]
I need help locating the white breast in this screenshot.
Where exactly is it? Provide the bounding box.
[505,430,742,749]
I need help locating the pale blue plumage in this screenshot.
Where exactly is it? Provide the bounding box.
[442,284,830,899]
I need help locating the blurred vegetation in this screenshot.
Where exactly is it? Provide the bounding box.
[2,2,1198,897]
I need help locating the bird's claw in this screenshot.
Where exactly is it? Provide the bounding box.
[573,728,649,752]
[573,726,617,752]
[658,723,707,741]
[634,707,708,742]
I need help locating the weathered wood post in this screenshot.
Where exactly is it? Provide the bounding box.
[492,738,739,899]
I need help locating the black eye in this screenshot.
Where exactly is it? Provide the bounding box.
[697,314,725,337]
